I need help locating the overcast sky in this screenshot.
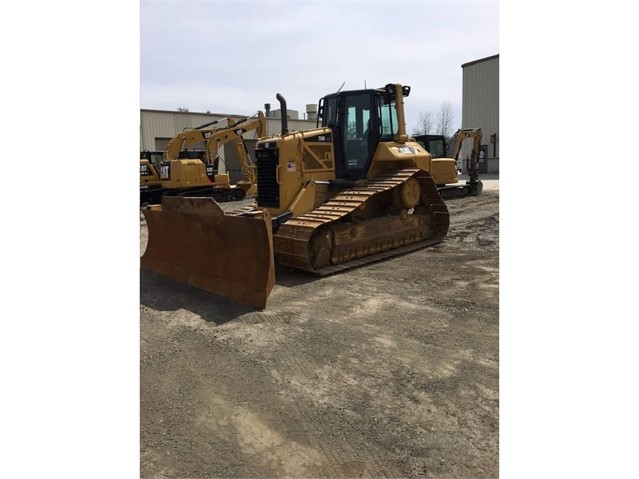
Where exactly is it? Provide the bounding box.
[140,0,499,133]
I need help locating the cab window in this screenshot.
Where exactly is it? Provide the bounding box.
[379,95,398,138]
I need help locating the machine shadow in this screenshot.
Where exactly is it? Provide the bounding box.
[139,265,324,324]
[272,263,324,288]
[140,269,254,325]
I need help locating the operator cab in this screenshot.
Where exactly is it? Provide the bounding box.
[414,135,447,159]
[140,151,164,173]
[318,84,408,180]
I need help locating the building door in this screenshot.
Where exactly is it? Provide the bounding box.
[478,145,488,174]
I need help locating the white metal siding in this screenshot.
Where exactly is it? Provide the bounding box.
[140,110,246,151]
[461,55,499,173]
[140,110,318,152]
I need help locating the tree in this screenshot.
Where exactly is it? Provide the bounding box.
[413,102,454,137]
[436,101,454,138]
[412,111,434,135]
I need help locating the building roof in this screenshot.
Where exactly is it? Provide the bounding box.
[461,54,499,69]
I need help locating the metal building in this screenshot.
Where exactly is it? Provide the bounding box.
[140,108,317,183]
[461,54,499,174]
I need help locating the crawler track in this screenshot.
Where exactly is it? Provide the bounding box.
[273,168,449,274]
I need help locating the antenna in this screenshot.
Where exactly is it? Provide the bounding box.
[365,80,367,89]
[337,82,345,93]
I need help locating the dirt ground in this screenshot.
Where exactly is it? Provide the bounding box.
[140,184,499,478]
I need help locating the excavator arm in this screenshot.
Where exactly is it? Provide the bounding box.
[450,128,482,166]
[203,112,266,191]
[233,112,266,185]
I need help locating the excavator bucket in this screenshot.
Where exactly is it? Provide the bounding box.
[141,196,275,309]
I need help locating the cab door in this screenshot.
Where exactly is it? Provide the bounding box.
[338,92,375,179]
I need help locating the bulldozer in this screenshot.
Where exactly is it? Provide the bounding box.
[414,128,484,199]
[141,83,450,309]
[140,113,266,205]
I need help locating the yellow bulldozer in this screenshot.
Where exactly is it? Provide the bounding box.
[140,112,266,205]
[141,83,450,309]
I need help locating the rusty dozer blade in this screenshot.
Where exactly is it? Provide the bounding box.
[141,196,275,309]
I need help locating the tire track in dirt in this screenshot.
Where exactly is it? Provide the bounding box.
[263,320,398,477]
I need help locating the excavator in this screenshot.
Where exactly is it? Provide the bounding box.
[413,129,483,199]
[139,151,163,197]
[141,83,450,309]
[139,112,266,205]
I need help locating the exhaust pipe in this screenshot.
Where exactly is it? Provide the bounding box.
[276,93,288,135]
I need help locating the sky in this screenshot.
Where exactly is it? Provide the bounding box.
[2,2,639,479]
[140,0,499,134]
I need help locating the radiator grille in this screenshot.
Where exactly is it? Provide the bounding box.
[256,146,280,208]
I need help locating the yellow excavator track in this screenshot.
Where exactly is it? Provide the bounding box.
[273,168,449,274]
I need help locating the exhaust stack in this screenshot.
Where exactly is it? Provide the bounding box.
[276,93,288,135]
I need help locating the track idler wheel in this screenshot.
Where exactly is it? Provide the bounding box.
[393,176,421,212]
[400,177,421,208]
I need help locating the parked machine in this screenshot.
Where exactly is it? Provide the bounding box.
[139,113,266,205]
[141,83,450,309]
[140,151,163,197]
[414,129,483,199]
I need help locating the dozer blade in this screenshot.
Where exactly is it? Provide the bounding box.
[141,196,275,309]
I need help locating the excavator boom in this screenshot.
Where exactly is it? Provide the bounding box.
[164,116,234,161]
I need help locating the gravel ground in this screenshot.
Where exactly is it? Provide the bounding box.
[140,185,499,478]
